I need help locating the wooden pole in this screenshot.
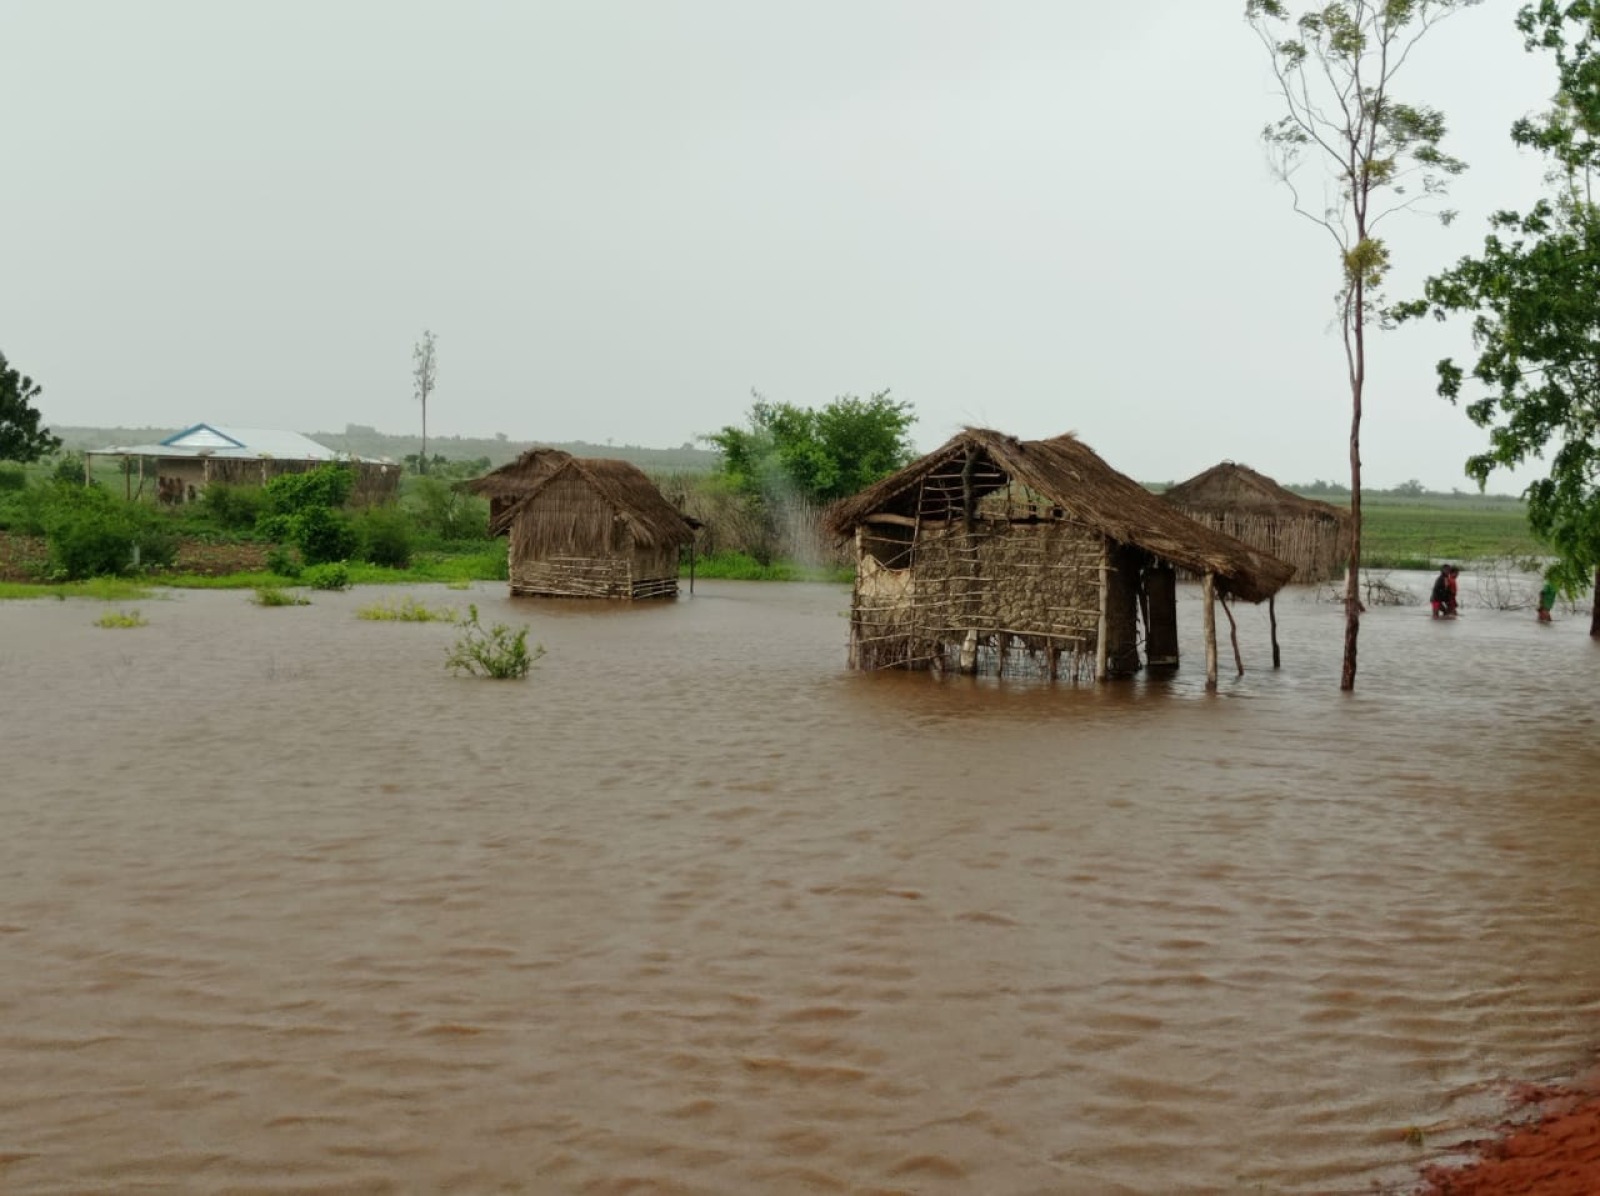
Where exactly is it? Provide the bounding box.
[1095,541,1110,682]
[1202,572,1218,692]
[1269,594,1281,668]
[1221,594,1244,677]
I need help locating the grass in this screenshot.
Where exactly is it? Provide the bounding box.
[1359,495,1541,568]
[93,608,147,628]
[253,586,310,607]
[686,550,854,583]
[0,577,154,601]
[356,596,458,622]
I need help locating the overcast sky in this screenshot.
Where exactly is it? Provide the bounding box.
[0,1,1565,490]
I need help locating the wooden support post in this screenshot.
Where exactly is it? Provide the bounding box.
[1221,594,1244,677]
[1095,542,1110,682]
[1269,594,1281,669]
[1202,572,1218,692]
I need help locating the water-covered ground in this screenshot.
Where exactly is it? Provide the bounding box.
[2,575,1597,1193]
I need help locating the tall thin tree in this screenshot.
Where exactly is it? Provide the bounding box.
[1245,0,1478,690]
[413,329,438,475]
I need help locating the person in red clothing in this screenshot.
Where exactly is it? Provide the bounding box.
[1430,565,1457,618]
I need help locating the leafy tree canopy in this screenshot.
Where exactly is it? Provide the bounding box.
[704,390,916,506]
[1401,1,1600,608]
[0,350,63,464]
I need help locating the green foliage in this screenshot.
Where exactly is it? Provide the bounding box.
[1403,2,1600,600]
[356,596,457,622]
[686,550,854,583]
[0,466,25,492]
[260,463,355,518]
[403,474,489,542]
[301,561,350,591]
[445,604,542,679]
[36,484,178,580]
[253,585,309,606]
[0,350,63,464]
[355,505,413,568]
[93,608,147,628]
[265,545,302,578]
[201,482,265,531]
[704,390,916,506]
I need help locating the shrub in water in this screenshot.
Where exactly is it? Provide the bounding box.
[302,561,350,591]
[93,608,147,628]
[445,604,542,679]
[253,585,309,606]
[357,596,456,622]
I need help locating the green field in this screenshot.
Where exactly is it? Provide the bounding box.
[1356,495,1540,569]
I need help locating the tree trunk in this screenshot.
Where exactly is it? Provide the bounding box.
[421,398,428,475]
[1341,280,1364,692]
[1592,565,1600,638]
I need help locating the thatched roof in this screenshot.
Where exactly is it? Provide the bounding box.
[467,451,699,548]
[824,428,1295,603]
[461,447,571,503]
[1163,462,1351,523]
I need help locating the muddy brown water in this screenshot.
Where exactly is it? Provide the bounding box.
[2,577,1598,1195]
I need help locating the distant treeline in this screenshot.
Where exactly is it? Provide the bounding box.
[51,425,722,474]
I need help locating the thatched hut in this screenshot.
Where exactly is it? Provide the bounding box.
[1163,462,1353,584]
[824,428,1295,688]
[465,450,699,599]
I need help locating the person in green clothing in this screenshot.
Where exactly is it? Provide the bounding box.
[1538,579,1557,623]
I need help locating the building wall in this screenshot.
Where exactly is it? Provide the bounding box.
[850,518,1104,673]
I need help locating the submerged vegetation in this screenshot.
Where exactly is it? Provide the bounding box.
[446,604,542,679]
[92,608,147,628]
[357,596,457,622]
[253,586,310,607]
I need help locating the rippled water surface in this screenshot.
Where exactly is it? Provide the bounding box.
[3,577,1599,1194]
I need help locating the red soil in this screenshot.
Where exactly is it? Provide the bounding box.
[1413,1069,1600,1196]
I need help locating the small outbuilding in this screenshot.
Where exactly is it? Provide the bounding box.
[86,423,400,505]
[465,449,699,599]
[824,428,1295,687]
[1162,462,1353,585]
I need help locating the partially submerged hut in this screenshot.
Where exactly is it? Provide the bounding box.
[1163,462,1353,584]
[465,450,699,599]
[824,428,1295,688]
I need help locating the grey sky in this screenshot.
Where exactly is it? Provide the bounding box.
[1,1,1562,490]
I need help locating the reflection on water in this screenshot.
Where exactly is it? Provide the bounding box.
[2,576,1598,1193]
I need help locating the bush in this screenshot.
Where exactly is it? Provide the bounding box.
[265,545,302,578]
[94,608,147,628]
[294,506,358,565]
[0,466,25,492]
[201,482,265,531]
[446,604,542,679]
[253,585,309,606]
[357,596,456,622]
[260,464,355,519]
[40,486,179,580]
[50,454,87,485]
[302,561,350,591]
[405,475,490,544]
[356,505,413,568]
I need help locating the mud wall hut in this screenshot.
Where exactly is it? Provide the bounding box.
[1162,463,1353,585]
[465,450,699,599]
[85,424,400,505]
[824,429,1294,688]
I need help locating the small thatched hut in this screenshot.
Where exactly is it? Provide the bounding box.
[824,428,1295,688]
[1163,462,1353,584]
[465,450,699,599]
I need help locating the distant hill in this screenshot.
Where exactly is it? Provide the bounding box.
[52,424,721,474]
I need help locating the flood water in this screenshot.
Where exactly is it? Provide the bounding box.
[2,575,1599,1194]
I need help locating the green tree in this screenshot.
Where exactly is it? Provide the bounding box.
[705,389,916,506]
[0,350,63,463]
[1246,0,1478,690]
[1403,2,1600,636]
